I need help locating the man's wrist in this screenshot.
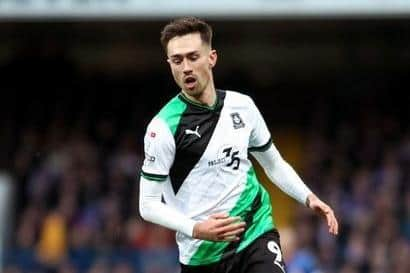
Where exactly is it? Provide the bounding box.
[305,193,316,208]
[185,219,198,238]
[192,222,199,238]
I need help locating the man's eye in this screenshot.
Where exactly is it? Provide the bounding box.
[172,59,182,64]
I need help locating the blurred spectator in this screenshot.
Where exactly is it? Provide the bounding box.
[37,210,67,266]
[283,216,321,273]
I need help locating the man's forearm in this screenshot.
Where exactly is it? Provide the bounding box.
[251,144,312,205]
[139,176,197,236]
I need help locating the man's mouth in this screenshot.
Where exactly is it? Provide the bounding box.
[184,76,197,89]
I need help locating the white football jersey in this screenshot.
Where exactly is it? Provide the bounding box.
[141,90,275,265]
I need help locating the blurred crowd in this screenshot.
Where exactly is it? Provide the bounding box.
[5,116,179,273]
[282,112,410,273]
[2,94,409,273]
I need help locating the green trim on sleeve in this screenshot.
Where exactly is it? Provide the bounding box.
[141,171,168,182]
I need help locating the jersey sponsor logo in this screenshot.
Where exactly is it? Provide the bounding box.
[208,145,240,170]
[185,125,201,138]
[267,241,286,273]
[230,112,245,129]
[208,157,227,167]
[222,147,240,170]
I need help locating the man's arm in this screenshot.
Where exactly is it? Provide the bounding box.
[139,175,196,236]
[246,95,338,235]
[250,144,339,235]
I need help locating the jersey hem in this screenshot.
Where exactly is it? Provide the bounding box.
[183,225,275,266]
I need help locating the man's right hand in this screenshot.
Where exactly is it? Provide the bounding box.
[192,212,246,242]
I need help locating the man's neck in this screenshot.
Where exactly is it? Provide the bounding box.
[182,86,216,107]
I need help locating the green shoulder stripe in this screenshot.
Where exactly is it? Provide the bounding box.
[141,171,167,182]
[157,95,187,135]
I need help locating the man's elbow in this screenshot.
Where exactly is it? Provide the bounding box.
[138,201,150,221]
[139,200,161,223]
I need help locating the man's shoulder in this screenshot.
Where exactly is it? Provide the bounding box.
[148,94,187,136]
[145,116,168,134]
[156,94,185,117]
[223,89,254,106]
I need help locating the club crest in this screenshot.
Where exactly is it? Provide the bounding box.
[230,112,245,129]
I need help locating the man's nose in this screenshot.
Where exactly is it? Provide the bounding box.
[182,59,192,74]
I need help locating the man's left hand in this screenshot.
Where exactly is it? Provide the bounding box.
[306,193,339,235]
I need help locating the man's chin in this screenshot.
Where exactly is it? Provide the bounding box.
[182,88,202,97]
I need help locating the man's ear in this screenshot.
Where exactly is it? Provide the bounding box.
[209,49,217,68]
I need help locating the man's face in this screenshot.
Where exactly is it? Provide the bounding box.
[167,33,217,97]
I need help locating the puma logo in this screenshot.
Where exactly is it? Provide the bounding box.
[185,125,201,138]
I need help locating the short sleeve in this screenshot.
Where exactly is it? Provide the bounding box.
[141,117,175,182]
[248,97,272,152]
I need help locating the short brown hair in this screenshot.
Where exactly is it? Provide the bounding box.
[160,17,213,52]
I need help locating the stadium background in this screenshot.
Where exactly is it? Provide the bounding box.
[0,2,409,273]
